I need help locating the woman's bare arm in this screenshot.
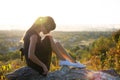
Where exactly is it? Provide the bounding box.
[28,34,48,74]
[48,36,76,62]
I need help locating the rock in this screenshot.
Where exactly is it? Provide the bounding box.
[5,66,120,80]
[101,69,120,77]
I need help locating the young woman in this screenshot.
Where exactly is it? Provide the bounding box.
[22,16,85,76]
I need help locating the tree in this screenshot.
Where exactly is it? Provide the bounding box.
[112,29,120,43]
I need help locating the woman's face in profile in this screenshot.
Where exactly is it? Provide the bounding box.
[42,26,51,34]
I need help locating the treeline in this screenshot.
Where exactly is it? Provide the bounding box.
[52,31,113,51]
[85,29,120,72]
[0,30,112,54]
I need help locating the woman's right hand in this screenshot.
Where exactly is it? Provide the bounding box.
[42,65,48,75]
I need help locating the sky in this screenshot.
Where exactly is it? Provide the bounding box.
[0,0,120,31]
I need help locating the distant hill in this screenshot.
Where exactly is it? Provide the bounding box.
[56,24,120,31]
[0,30,113,53]
[0,24,120,31]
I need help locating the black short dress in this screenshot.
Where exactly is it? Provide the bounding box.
[23,30,52,75]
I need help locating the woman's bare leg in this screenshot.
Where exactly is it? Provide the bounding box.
[48,35,76,62]
[56,42,76,63]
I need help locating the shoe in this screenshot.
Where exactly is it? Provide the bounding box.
[59,60,86,68]
[59,60,75,66]
[73,61,86,68]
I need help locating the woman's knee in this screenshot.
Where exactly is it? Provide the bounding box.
[55,42,61,46]
[44,36,50,40]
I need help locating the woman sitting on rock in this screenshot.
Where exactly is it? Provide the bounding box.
[22,16,86,76]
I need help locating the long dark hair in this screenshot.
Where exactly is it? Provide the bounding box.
[20,16,56,43]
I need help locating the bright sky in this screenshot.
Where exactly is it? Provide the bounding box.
[0,0,120,31]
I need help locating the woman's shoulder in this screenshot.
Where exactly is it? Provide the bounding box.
[24,30,39,39]
[26,30,39,37]
[30,34,38,41]
[27,30,37,35]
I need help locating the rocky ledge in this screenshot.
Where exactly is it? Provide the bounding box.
[6,66,120,80]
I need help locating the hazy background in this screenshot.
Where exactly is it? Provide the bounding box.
[0,0,120,31]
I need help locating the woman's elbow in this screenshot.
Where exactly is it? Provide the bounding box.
[28,54,33,60]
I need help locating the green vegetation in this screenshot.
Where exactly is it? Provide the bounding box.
[1,30,120,79]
